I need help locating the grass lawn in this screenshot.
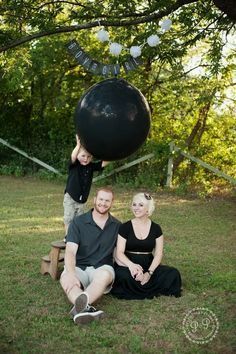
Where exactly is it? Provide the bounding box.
[0,176,235,354]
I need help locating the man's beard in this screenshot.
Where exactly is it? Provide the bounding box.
[94,204,110,215]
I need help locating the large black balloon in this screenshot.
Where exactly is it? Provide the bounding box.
[74,78,151,160]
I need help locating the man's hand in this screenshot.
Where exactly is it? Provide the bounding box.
[62,272,81,294]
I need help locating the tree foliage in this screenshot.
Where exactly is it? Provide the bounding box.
[0,1,235,53]
[0,1,235,190]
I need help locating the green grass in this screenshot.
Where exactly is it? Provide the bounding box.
[0,176,235,354]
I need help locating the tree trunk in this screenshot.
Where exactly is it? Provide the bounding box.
[172,90,216,175]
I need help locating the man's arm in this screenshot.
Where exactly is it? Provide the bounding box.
[65,242,78,270]
[62,242,81,293]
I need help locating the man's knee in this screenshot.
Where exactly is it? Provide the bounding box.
[94,269,113,284]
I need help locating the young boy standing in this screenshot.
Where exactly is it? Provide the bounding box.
[63,135,108,238]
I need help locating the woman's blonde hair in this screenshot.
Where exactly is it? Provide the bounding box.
[132,192,155,216]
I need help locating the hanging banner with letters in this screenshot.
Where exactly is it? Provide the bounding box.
[66,39,143,76]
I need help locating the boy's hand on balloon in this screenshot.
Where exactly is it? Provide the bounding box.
[76,134,80,146]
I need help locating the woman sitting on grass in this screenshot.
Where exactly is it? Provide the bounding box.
[111,192,182,300]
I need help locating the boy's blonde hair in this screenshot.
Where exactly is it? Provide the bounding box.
[132,192,155,216]
[79,146,92,155]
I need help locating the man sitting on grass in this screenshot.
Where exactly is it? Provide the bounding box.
[60,187,120,325]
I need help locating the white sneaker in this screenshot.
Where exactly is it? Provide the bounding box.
[73,305,105,325]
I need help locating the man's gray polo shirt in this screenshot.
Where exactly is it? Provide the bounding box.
[67,209,121,269]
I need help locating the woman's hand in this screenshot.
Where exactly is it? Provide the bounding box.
[135,272,144,282]
[128,263,143,278]
[140,272,151,285]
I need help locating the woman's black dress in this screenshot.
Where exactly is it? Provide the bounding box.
[111,220,182,299]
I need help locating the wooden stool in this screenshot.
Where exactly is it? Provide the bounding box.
[41,240,66,280]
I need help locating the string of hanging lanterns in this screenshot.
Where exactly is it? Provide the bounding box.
[96,18,172,58]
[66,18,172,76]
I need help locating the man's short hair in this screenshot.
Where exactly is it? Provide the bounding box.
[95,187,114,199]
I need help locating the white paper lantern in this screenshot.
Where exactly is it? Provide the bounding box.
[147,34,160,47]
[160,18,172,31]
[130,46,141,58]
[96,29,109,42]
[109,42,123,56]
